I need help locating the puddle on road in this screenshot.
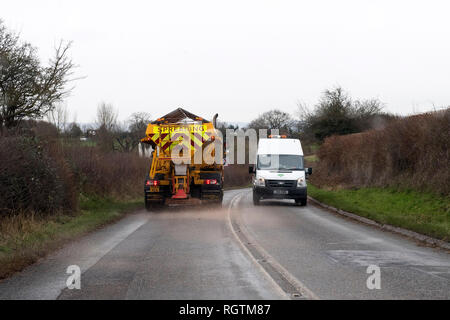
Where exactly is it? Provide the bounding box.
[326,250,450,267]
[326,250,450,280]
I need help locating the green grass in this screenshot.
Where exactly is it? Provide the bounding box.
[80,139,97,147]
[308,185,450,241]
[60,137,97,147]
[0,197,142,279]
[304,154,318,163]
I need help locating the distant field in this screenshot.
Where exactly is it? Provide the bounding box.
[308,185,450,241]
[304,154,318,163]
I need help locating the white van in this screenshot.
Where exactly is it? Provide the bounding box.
[249,136,312,206]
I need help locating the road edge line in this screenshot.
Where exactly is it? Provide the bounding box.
[308,196,450,251]
[227,192,290,300]
[227,190,319,300]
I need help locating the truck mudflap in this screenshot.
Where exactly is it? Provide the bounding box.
[164,197,202,206]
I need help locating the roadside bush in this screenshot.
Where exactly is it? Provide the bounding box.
[0,136,76,216]
[224,164,251,188]
[64,144,149,197]
[298,87,395,142]
[311,109,450,195]
[0,124,150,218]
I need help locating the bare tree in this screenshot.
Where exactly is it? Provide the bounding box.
[353,98,383,118]
[129,112,151,153]
[297,87,387,141]
[0,21,76,134]
[95,102,118,151]
[114,112,152,153]
[96,102,117,132]
[248,109,295,135]
[128,112,151,136]
[296,101,311,122]
[46,103,68,133]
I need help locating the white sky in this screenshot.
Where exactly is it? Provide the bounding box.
[2,0,450,123]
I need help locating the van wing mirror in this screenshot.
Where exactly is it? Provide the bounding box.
[248,165,255,174]
[307,167,312,175]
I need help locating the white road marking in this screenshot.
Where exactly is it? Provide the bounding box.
[226,192,290,300]
[227,190,319,300]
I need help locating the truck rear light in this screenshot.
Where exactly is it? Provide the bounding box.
[204,179,217,185]
[146,180,160,186]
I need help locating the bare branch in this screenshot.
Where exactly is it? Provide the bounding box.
[0,21,77,131]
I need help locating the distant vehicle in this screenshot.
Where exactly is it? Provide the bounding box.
[249,135,312,206]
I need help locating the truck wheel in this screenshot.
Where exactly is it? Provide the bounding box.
[145,199,155,211]
[145,200,152,211]
[191,186,201,199]
[216,194,223,206]
[145,199,163,212]
[253,192,260,206]
[295,198,307,206]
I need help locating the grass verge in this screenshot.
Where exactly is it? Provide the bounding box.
[308,185,449,241]
[304,154,318,163]
[0,197,142,280]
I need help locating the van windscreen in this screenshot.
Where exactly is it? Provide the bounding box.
[257,154,304,171]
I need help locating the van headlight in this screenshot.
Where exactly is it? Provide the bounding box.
[254,177,265,187]
[297,178,306,187]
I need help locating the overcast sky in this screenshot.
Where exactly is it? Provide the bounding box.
[2,0,450,123]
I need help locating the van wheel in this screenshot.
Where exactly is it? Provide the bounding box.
[253,192,261,206]
[295,198,307,206]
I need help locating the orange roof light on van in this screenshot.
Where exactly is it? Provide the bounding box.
[268,135,287,138]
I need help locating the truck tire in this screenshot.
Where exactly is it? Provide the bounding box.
[253,192,261,206]
[295,198,307,206]
[145,199,152,211]
[145,199,155,211]
[145,199,163,212]
[216,194,223,207]
[191,186,201,199]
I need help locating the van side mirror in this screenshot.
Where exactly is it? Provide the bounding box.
[248,165,255,174]
[307,167,312,175]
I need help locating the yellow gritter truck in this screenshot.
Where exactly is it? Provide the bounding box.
[141,108,224,210]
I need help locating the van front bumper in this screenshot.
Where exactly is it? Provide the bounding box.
[253,186,307,199]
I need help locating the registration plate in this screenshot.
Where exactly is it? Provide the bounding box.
[150,186,160,192]
[273,190,288,195]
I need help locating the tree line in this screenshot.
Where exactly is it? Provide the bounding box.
[2,19,395,152]
[247,87,396,143]
[0,20,152,153]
